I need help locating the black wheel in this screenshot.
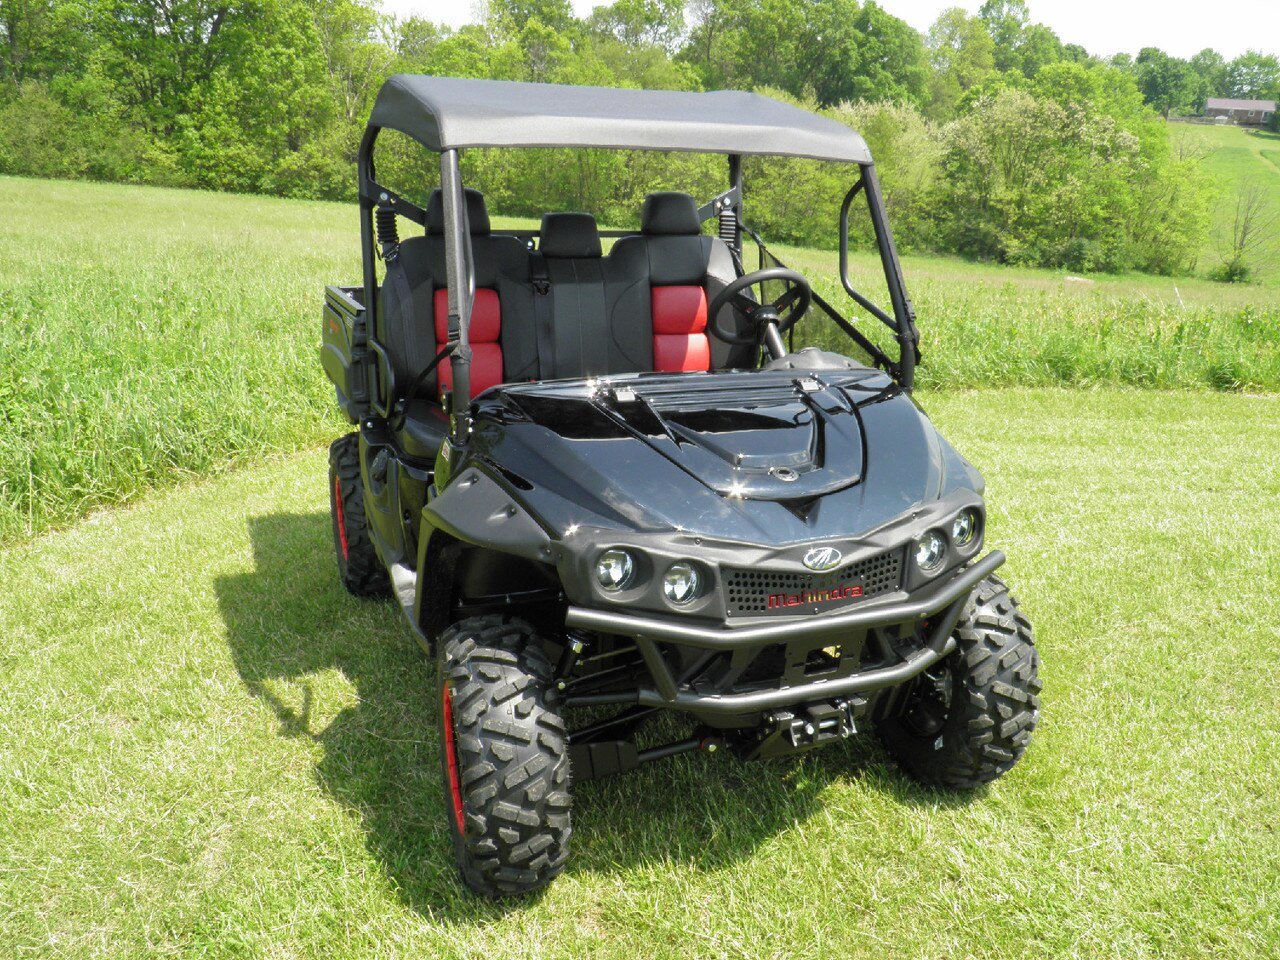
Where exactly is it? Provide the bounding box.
[328,433,389,597]
[878,574,1041,790]
[438,615,571,897]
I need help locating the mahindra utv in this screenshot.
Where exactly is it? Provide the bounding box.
[320,76,1041,897]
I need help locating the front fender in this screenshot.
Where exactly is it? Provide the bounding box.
[422,466,556,562]
[413,467,559,643]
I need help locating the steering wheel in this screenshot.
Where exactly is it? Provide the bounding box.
[707,267,812,346]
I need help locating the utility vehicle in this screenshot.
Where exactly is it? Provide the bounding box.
[321,76,1041,897]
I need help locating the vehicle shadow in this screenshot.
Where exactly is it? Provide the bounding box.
[215,510,971,917]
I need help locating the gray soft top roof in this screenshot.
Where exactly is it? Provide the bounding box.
[369,75,872,164]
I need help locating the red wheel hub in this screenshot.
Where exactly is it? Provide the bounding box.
[441,684,466,833]
[333,475,350,562]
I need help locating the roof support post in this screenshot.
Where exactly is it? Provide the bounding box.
[861,164,918,392]
[440,148,474,444]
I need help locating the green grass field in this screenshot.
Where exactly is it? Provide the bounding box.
[2,175,1278,545]
[1173,122,1280,282]
[2,389,1277,958]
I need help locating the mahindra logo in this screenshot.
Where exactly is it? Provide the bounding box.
[802,546,842,571]
[769,584,863,609]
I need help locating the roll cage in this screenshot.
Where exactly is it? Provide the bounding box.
[353,76,921,446]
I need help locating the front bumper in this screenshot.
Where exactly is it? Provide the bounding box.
[563,551,1004,719]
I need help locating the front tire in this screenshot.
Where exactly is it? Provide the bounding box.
[438,616,571,897]
[328,433,389,597]
[878,574,1041,790]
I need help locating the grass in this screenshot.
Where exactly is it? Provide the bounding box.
[1,388,1277,958]
[2,174,1279,546]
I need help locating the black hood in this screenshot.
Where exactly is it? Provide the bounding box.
[470,369,981,546]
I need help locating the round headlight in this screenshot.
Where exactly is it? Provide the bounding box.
[915,530,946,572]
[952,509,979,547]
[662,562,701,605]
[596,549,635,591]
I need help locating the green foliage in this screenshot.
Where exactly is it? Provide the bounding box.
[931,64,1210,274]
[1222,50,1280,100]
[925,7,997,120]
[1134,47,1199,118]
[680,0,927,108]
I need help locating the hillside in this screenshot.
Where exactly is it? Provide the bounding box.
[1175,122,1280,282]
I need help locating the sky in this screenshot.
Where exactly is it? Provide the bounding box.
[390,0,1279,61]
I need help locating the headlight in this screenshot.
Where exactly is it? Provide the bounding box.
[915,530,946,573]
[596,549,635,591]
[662,562,701,604]
[952,509,979,547]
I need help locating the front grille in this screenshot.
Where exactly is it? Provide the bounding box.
[724,550,903,617]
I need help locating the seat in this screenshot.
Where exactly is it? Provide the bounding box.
[378,188,538,459]
[378,188,537,405]
[538,212,652,378]
[609,192,754,373]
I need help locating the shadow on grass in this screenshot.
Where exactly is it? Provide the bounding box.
[216,511,969,918]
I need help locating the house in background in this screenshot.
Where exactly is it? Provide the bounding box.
[1204,98,1276,125]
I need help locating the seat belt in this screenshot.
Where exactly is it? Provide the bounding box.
[530,250,555,380]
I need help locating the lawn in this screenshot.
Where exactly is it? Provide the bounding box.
[2,175,1278,545]
[1,388,1276,958]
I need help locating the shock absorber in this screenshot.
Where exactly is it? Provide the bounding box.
[375,206,399,260]
[718,206,737,248]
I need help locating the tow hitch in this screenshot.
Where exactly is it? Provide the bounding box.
[744,699,862,760]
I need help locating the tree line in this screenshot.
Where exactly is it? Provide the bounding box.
[1,0,1276,276]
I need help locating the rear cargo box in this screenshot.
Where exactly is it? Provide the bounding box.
[322,285,370,422]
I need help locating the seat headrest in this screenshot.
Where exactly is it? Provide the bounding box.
[539,212,602,258]
[425,188,491,236]
[641,192,701,236]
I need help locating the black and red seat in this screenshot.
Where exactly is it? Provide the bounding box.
[379,187,538,404]
[537,193,753,379]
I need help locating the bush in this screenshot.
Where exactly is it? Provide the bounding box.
[0,82,156,183]
[1209,257,1252,283]
[929,73,1208,274]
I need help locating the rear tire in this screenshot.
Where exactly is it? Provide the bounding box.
[328,433,389,597]
[878,574,1041,790]
[438,615,571,897]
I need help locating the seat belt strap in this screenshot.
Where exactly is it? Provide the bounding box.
[386,260,432,392]
[530,250,555,380]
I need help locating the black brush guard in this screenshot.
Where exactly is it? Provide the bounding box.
[562,552,1003,721]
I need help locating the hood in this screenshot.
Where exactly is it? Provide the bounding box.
[471,369,981,545]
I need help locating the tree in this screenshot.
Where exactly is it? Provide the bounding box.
[842,2,928,106]
[1016,23,1062,77]
[487,0,573,33]
[1062,43,1092,65]
[1,0,53,82]
[588,0,684,53]
[1188,47,1225,109]
[313,0,396,123]
[1223,50,1280,100]
[1134,47,1198,118]
[926,7,995,119]
[88,0,246,132]
[1213,179,1280,282]
[977,0,1028,73]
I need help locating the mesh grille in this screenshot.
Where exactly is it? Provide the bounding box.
[724,550,903,617]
